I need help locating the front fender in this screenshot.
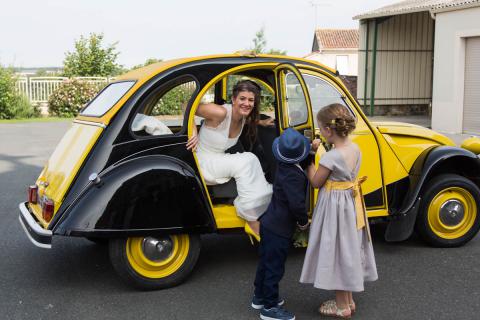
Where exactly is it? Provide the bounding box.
[54,155,215,237]
[400,146,480,214]
[385,146,480,242]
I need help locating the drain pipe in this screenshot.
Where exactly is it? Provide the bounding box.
[369,19,379,116]
[363,20,370,110]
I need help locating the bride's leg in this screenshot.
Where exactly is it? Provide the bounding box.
[232,153,272,221]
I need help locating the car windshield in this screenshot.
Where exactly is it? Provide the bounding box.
[81,81,135,117]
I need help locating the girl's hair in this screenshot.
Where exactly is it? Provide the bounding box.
[317,103,356,137]
[232,80,261,146]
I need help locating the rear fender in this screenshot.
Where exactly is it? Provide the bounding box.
[54,155,215,237]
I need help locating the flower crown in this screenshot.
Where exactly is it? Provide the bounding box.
[329,118,347,127]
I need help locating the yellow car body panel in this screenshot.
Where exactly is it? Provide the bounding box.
[375,122,455,172]
[31,122,103,227]
[212,205,245,229]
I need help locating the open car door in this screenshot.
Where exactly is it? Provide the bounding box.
[274,63,315,216]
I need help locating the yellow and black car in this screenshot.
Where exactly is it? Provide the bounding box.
[19,53,480,290]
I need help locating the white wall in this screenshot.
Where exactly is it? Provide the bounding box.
[432,6,480,133]
[305,50,358,76]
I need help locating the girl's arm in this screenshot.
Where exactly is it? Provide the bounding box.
[307,162,331,188]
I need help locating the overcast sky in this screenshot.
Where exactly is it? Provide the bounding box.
[0,0,395,68]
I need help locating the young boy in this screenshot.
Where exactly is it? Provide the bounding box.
[252,128,311,320]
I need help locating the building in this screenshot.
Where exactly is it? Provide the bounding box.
[354,0,480,134]
[304,29,359,76]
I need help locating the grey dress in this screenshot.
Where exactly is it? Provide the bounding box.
[300,144,378,292]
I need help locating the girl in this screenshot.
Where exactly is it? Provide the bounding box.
[300,103,378,318]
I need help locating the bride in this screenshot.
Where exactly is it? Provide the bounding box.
[187,80,274,237]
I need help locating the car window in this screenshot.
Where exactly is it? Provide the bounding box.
[132,78,197,136]
[81,81,135,117]
[285,71,308,126]
[302,73,353,128]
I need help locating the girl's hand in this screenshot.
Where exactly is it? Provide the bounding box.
[258,117,275,127]
[297,221,310,231]
[311,138,322,152]
[186,125,199,152]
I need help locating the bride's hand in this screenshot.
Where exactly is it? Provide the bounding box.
[186,126,199,151]
[258,117,275,127]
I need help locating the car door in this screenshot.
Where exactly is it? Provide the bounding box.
[274,64,316,214]
[299,69,387,215]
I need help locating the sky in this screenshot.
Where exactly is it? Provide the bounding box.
[0,0,395,68]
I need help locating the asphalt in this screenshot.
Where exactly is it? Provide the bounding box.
[1,119,479,320]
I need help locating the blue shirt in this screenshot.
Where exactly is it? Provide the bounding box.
[259,162,309,239]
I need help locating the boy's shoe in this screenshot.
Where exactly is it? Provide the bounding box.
[260,306,295,320]
[251,295,285,310]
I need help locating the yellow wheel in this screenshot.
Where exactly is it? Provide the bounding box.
[417,174,480,247]
[109,234,200,290]
[427,188,476,239]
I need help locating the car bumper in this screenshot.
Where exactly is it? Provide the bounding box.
[18,202,52,249]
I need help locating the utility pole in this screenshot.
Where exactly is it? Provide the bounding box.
[309,0,331,29]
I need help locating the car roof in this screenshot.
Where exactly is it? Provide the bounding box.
[77,53,337,125]
[115,53,336,82]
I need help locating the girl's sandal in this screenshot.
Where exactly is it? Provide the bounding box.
[318,300,352,319]
[350,302,356,314]
[321,300,355,314]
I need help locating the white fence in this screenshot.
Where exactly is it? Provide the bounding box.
[15,76,114,104]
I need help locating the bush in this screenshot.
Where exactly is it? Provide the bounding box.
[10,94,39,118]
[48,79,99,117]
[0,66,37,119]
[152,85,195,115]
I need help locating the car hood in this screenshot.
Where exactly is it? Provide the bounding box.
[372,121,455,146]
[372,121,455,172]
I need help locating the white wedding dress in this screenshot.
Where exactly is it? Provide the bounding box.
[196,104,273,221]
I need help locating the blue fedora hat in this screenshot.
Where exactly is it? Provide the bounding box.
[272,128,311,164]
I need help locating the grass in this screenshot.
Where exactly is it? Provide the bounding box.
[0,117,74,123]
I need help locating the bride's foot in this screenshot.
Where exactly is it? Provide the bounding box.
[244,222,260,242]
[248,221,260,235]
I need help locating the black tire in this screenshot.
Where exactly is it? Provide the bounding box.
[416,174,480,247]
[109,234,201,290]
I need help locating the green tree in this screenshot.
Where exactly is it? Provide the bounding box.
[131,58,163,71]
[63,33,122,77]
[252,28,267,54]
[250,27,287,55]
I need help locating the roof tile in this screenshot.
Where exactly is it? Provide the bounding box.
[315,29,359,49]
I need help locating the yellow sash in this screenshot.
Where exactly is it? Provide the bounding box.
[324,176,371,241]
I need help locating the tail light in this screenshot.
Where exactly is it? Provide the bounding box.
[42,199,54,222]
[28,185,38,204]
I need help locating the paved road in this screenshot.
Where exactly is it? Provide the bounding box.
[1,121,479,320]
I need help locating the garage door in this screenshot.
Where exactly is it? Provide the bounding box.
[463,37,480,134]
